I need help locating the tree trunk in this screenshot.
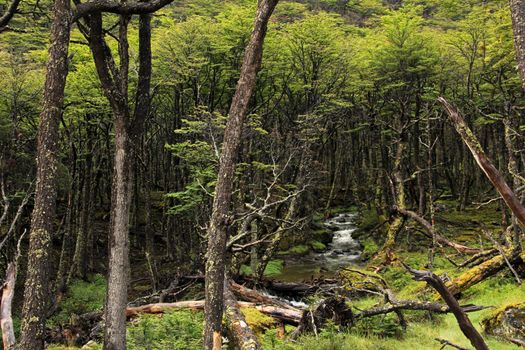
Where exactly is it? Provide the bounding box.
[510,0,525,89]
[203,1,278,349]
[1,262,17,350]
[223,280,262,350]
[19,0,71,347]
[439,97,525,228]
[104,116,133,350]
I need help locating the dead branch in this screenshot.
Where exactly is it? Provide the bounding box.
[435,338,470,350]
[395,208,481,254]
[439,97,525,228]
[404,263,489,350]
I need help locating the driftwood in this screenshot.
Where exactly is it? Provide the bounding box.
[224,281,262,350]
[405,263,489,350]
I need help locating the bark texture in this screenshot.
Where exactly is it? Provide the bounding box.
[510,0,525,88]
[19,0,71,348]
[1,263,17,350]
[203,1,278,349]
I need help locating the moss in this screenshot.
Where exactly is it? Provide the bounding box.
[282,245,310,256]
[312,228,334,244]
[241,307,277,333]
[240,259,284,277]
[360,238,379,260]
[310,240,327,252]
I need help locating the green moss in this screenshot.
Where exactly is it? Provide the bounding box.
[310,240,327,252]
[240,259,284,277]
[312,228,334,244]
[241,307,277,333]
[284,245,310,256]
[361,238,379,260]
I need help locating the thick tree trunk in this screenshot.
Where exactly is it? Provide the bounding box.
[203,1,278,349]
[510,0,525,89]
[19,0,71,348]
[104,117,133,350]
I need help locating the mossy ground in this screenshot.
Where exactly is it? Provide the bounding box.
[45,202,524,349]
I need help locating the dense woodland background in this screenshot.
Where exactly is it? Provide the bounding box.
[2,0,525,349]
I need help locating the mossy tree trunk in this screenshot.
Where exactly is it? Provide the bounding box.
[19,0,71,348]
[203,2,278,349]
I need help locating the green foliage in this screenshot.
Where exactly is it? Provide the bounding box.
[50,274,106,326]
[127,311,204,350]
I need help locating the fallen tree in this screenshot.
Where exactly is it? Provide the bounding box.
[395,208,481,255]
[439,97,525,295]
[224,281,262,350]
[405,263,490,350]
[125,300,303,325]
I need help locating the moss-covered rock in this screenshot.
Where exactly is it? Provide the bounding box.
[281,244,310,256]
[310,240,327,252]
[241,307,277,334]
[312,228,334,244]
[482,302,525,344]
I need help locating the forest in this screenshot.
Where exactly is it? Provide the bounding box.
[2,0,525,349]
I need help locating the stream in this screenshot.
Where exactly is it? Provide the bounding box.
[272,212,363,282]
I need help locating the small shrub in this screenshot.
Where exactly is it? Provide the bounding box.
[127,310,203,350]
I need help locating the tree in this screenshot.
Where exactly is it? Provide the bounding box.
[203,1,279,349]
[510,0,525,88]
[18,0,71,348]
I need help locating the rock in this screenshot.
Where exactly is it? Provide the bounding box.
[313,228,334,244]
[482,302,525,345]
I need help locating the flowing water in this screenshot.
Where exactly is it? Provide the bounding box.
[271,212,362,282]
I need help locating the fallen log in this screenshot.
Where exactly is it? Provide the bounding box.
[125,300,303,325]
[446,251,522,296]
[224,281,262,350]
[290,297,353,339]
[395,208,481,255]
[230,281,298,310]
[405,263,489,350]
[355,300,488,318]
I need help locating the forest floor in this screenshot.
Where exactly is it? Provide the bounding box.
[44,199,524,350]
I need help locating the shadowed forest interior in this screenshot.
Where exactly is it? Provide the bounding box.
[2,0,525,349]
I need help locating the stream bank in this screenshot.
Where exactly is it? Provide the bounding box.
[271,213,363,282]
